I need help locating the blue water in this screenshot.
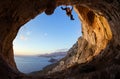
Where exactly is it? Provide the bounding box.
[14,56,64,73]
[15,56,51,73]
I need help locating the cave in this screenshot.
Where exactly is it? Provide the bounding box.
[13,8,81,73]
[0,0,120,79]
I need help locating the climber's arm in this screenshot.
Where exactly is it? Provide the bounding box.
[61,7,67,10]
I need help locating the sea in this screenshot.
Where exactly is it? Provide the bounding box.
[14,56,63,74]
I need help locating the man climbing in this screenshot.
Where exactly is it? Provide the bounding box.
[61,6,75,20]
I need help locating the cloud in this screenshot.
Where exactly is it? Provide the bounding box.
[26,31,31,35]
[55,48,68,52]
[19,35,28,41]
[18,30,31,41]
[44,33,48,36]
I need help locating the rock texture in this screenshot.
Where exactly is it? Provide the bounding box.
[0,0,120,79]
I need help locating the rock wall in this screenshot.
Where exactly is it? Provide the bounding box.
[46,1,120,78]
[0,0,50,78]
[0,0,120,79]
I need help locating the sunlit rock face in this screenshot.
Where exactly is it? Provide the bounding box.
[0,0,120,79]
[48,4,112,73]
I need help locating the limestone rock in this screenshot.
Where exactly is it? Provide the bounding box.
[0,0,120,79]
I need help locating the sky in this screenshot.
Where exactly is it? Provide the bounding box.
[13,6,82,56]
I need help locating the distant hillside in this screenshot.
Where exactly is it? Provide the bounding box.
[38,51,67,58]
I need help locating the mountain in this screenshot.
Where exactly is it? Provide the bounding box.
[38,51,67,58]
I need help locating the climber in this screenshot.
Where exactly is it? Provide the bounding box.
[61,6,75,20]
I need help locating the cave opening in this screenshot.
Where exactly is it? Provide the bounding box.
[1,0,120,79]
[13,6,82,73]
